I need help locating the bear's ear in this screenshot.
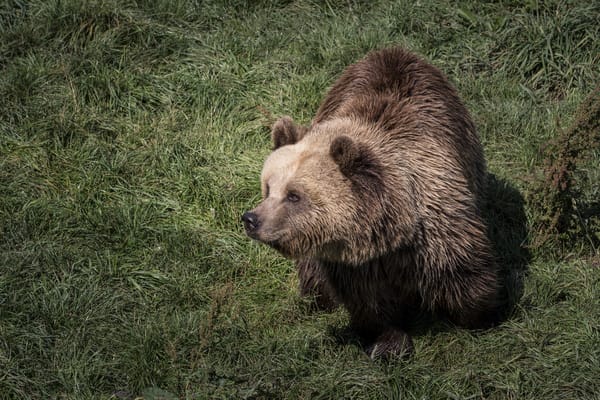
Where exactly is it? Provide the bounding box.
[271,116,307,150]
[330,136,379,178]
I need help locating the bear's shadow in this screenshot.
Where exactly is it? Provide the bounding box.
[483,173,531,318]
[329,173,531,345]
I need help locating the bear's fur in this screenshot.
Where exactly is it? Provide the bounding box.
[242,47,501,359]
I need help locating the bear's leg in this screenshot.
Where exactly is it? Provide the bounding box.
[444,270,504,329]
[448,298,503,329]
[350,318,414,360]
[296,258,338,311]
[364,328,414,360]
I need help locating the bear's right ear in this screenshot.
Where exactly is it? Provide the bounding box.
[330,136,380,179]
[271,116,307,150]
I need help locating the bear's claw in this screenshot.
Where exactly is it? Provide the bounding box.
[366,329,414,360]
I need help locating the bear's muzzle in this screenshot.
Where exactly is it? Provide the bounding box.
[241,211,260,236]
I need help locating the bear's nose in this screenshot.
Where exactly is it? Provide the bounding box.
[241,211,260,232]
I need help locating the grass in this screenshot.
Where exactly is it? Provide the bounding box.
[0,0,599,398]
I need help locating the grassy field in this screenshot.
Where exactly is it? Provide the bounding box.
[1,0,599,399]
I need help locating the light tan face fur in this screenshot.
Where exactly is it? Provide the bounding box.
[246,136,356,260]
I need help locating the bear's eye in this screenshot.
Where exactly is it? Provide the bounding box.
[264,184,270,198]
[286,191,300,203]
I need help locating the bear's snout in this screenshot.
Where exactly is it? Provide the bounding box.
[241,211,260,234]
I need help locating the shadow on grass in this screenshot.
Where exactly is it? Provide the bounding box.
[483,173,531,321]
[578,200,600,249]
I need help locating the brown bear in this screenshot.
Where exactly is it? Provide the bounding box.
[242,47,501,359]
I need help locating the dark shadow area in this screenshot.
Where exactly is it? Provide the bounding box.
[327,324,366,350]
[482,173,531,321]
[579,201,600,222]
[574,200,600,249]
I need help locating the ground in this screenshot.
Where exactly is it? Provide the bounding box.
[0,0,599,399]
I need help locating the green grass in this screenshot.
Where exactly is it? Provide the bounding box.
[1,0,599,398]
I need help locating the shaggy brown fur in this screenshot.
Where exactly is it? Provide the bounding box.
[242,47,501,359]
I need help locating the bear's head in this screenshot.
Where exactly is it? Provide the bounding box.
[243,117,414,265]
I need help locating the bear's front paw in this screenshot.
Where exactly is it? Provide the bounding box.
[365,329,414,360]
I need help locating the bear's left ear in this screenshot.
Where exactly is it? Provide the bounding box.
[330,136,380,179]
[271,116,307,150]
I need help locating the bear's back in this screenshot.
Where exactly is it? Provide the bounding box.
[313,47,486,200]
